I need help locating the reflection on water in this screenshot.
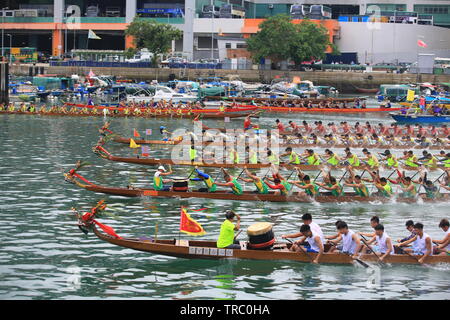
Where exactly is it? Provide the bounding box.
[0,110,449,300]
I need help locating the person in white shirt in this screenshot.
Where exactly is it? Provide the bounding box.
[398,222,433,264]
[290,224,324,264]
[433,219,450,255]
[364,224,394,262]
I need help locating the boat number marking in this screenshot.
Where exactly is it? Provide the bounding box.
[143,190,158,196]
[188,247,234,257]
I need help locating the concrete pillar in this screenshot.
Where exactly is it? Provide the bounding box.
[183,0,195,61]
[52,29,63,56]
[126,0,137,23]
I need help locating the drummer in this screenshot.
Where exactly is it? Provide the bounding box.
[216,210,241,249]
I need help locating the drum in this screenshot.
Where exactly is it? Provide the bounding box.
[247,222,275,250]
[172,177,188,192]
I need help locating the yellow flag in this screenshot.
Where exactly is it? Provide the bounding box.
[406,90,415,102]
[129,138,141,149]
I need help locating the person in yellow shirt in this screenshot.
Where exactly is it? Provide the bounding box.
[217,210,241,249]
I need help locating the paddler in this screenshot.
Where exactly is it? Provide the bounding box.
[275,119,285,132]
[363,224,394,261]
[239,168,269,194]
[380,150,399,168]
[267,149,280,165]
[160,126,171,141]
[263,177,288,196]
[343,167,369,197]
[289,225,324,264]
[228,148,240,164]
[362,149,379,170]
[344,150,361,168]
[316,176,343,196]
[374,177,393,198]
[245,146,258,164]
[402,150,420,169]
[358,216,381,238]
[292,174,319,198]
[324,149,340,166]
[153,166,173,191]
[397,222,433,264]
[433,219,450,255]
[328,221,362,260]
[280,147,300,165]
[396,220,416,243]
[215,168,243,195]
[216,210,241,249]
[189,145,198,163]
[190,167,217,192]
[303,149,321,166]
[244,115,252,131]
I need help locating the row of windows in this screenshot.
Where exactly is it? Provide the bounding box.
[415,6,449,14]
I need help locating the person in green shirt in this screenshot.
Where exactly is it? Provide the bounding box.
[280,147,300,165]
[216,168,243,195]
[344,167,369,197]
[239,168,269,194]
[217,210,241,249]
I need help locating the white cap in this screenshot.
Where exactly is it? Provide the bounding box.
[158,166,166,172]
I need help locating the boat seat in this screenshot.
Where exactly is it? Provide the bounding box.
[239,241,247,250]
[176,239,189,247]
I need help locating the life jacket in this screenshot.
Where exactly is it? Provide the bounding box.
[230,151,240,164]
[254,179,269,194]
[381,182,393,197]
[353,183,369,197]
[405,156,419,167]
[289,152,300,164]
[329,183,343,197]
[190,148,197,161]
[327,155,339,166]
[348,154,360,167]
[387,156,398,168]
[249,152,258,164]
[230,178,243,195]
[268,154,279,165]
[307,154,321,165]
[401,183,417,198]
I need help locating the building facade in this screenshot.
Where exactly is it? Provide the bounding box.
[0,0,449,64]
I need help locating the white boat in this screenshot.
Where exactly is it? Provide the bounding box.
[126,86,198,103]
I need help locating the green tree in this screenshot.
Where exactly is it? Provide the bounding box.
[246,15,337,66]
[125,17,183,65]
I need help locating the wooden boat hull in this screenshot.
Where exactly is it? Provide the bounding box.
[353,86,379,94]
[111,134,448,150]
[95,147,444,171]
[92,227,450,265]
[205,96,361,103]
[0,110,253,119]
[78,183,447,203]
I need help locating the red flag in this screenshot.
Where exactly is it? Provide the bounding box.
[417,40,427,48]
[179,207,206,236]
[133,129,140,138]
[93,220,122,239]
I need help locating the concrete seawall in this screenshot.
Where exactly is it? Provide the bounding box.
[10,64,450,93]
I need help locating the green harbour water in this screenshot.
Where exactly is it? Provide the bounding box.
[0,108,449,300]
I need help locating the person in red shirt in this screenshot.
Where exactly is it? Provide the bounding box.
[429,125,438,137]
[440,125,449,137]
[418,125,427,137]
[303,121,312,134]
[288,121,300,133]
[315,121,326,135]
[244,115,252,131]
[275,119,285,132]
[341,121,351,134]
[263,177,288,196]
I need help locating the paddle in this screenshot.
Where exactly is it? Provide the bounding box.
[394,245,421,263]
[328,241,369,268]
[187,168,196,180]
[234,230,242,241]
[285,238,314,263]
[360,234,384,265]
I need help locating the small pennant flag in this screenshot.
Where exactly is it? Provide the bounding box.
[88,30,101,40]
[417,40,427,48]
[129,138,141,149]
[141,146,150,157]
[406,90,415,102]
[133,129,140,138]
[179,207,206,236]
[146,129,152,135]
[93,220,122,239]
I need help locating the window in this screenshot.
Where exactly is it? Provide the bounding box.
[237,43,247,49]
[225,43,231,49]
